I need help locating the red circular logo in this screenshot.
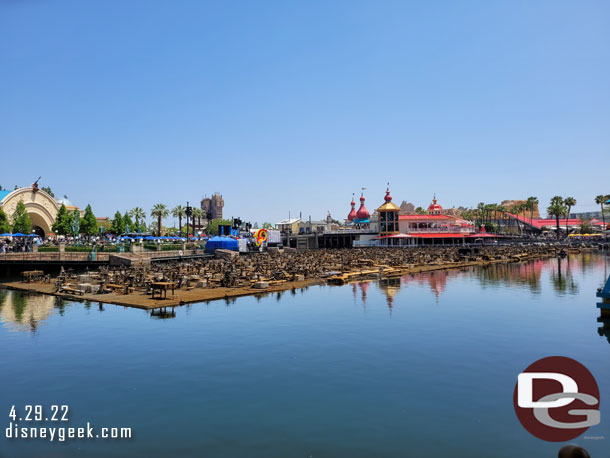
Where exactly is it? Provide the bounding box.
[513,356,600,442]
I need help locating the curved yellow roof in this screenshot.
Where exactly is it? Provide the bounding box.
[377,201,400,212]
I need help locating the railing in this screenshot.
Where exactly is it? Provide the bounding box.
[0,252,111,262]
[405,228,475,234]
[146,249,207,259]
[353,240,380,247]
[322,229,378,235]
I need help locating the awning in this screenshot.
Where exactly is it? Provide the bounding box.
[375,233,412,239]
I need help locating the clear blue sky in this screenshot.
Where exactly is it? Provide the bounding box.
[1,0,609,225]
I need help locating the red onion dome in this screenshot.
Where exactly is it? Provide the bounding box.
[427,195,443,214]
[384,187,392,202]
[347,195,357,221]
[356,193,370,219]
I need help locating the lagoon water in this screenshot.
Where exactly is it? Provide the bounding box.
[1,253,609,458]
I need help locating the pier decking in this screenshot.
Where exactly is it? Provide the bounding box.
[0,244,570,310]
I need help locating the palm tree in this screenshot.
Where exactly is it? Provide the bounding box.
[192,208,203,235]
[476,202,485,227]
[526,197,538,228]
[172,205,186,236]
[461,209,475,222]
[129,207,146,232]
[150,204,169,237]
[512,203,524,235]
[547,196,566,240]
[487,204,499,232]
[595,195,608,228]
[564,197,576,235]
[496,205,506,233]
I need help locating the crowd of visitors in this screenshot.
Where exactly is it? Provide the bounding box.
[0,236,39,253]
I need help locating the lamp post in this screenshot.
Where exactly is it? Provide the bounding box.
[185,202,193,239]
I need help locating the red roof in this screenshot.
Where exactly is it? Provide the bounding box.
[506,212,605,229]
[376,233,412,239]
[531,218,603,228]
[399,214,455,220]
[427,196,443,213]
[377,232,500,239]
[409,233,499,238]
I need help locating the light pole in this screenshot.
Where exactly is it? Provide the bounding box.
[185,202,193,238]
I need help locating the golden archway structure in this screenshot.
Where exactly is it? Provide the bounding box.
[0,185,59,238]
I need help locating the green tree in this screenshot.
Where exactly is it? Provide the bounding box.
[262,222,273,229]
[11,201,32,234]
[41,186,55,197]
[69,209,80,236]
[123,212,134,233]
[580,219,592,234]
[511,203,525,235]
[97,218,111,235]
[172,205,185,235]
[129,207,146,232]
[52,204,72,235]
[147,221,159,234]
[192,208,203,234]
[80,204,98,237]
[205,218,233,235]
[564,197,576,235]
[415,207,426,215]
[526,197,538,227]
[150,204,169,236]
[0,208,10,233]
[182,223,193,236]
[547,196,567,240]
[111,211,125,235]
[595,195,609,228]
[496,205,507,233]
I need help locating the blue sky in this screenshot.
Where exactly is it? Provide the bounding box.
[1,0,609,225]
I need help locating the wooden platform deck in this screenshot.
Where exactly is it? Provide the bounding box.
[1,279,323,310]
[0,253,557,310]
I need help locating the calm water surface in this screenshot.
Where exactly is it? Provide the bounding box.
[1,253,609,458]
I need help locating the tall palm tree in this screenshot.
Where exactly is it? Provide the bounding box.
[512,203,524,235]
[547,196,566,240]
[477,202,485,227]
[526,197,538,228]
[521,199,534,233]
[496,205,506,233]
[564,197,576,235]
[192,208,203,235]
[150,204,169,237]
[595,195,608,227]
[172,205,186,236]
[129,207,146,232]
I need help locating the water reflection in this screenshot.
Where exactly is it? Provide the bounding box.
[150,307,177,319]
[405,270,449,302]
[1,253,608,331]
[348,253,609,314]
[550,257,579,295]
[476,261,542,293]
[378,277,401,311]
[597,317,610,344]
[0,291,56,332]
